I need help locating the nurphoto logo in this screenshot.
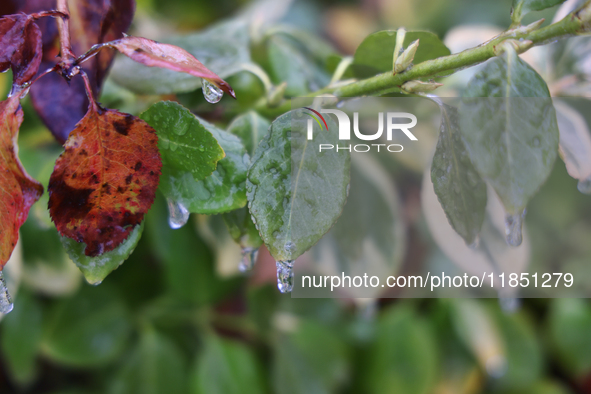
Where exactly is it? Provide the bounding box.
[303,107,418,153]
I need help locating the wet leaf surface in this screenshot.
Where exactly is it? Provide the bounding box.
[0,95,43,268]
[431,103,487,245]
[246,110,350,262]
[111,19,250,95]
[48,98,161,257]
[460,46,559,216]
[61,222,144,285]
[107,36,235,98]
[140,101,246,215]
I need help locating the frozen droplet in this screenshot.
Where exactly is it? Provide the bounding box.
[202,80,223,104]
[0,271,13,314]
[276,260,294,293]
[504,209,526,247]
[8,82,31,98]
[467,235,480,249]
[239,247,259,273]
[336,101,345,108]
[577,178,591,194]
[167,199,189,229]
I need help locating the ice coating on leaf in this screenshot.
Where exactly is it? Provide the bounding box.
[431,103,487,246]
[276,260,294,293]
[60,223,144,285]
[246,110,350,262]
[167,198,190,229]
[202,80,223,103]
[460,46,558,217]
[0,271,13,314]
[142,103,247,215]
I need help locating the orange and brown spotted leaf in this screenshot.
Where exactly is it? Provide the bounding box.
[0,94,44,268]
[106,36,235,98]
[48,99,161,257]
[0,13,43,85]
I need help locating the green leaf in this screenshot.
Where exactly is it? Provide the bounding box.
[141,101,248,214]
[140,101,224,181]
[0,290,42,386]
[362,305,437,394]
[491,306,542,390]
[109,329,187,394]
[222,207,263,249]
[186,119,249,213]
[272,320,349,394]
[111,20,252,95]
[60,223,144,285]
[266,35,331,96]
[547,298,591,378]
[191,335,266,394]
[246,111,350,261]
[512,0,567,23]
[352,30,450,79]
[41,284,132,368]
[460,47,559,216]
[431,103,487,245]
[227,111,271,156]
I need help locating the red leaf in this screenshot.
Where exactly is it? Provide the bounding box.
[0,13,43,85]
[48,89,161,257]
[26,0,135,143]
[0,94,43,268]
[106,36,235,98]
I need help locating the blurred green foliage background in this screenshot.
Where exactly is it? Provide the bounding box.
[0,0,591,393]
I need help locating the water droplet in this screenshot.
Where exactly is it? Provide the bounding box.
[577,178,591,194]
[504,209,526,247]
[276,260,294,293]
[532,137,540,147]
[202,80,223,104]
[239,247,259,273]
[336,101,345,108]
[167,198,189,229]
[0,271,13,314]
